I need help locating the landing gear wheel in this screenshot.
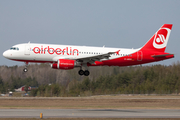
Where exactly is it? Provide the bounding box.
[78,70,84,76]
[84,70,90,76]
[23,68,28,72]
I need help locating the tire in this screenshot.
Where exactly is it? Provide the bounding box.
[23,68,28,72]
[84,70,90,76]
[78,70,84,76]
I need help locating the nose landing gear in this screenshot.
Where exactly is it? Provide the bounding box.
[23,68,28,72]
[23,62,28,72]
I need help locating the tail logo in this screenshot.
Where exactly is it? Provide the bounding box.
[153,28,170,49]
[156,34,165,44]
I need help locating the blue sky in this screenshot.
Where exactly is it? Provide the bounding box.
[0,0,179,66]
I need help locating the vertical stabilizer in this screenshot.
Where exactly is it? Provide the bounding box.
[141,24,173,52]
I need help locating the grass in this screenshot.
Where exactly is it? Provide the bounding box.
[0,96,180,119]
[0,95,180,109]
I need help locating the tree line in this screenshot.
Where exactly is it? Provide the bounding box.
[0,62,180,96]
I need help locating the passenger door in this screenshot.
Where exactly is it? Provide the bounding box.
[24,45,30,55]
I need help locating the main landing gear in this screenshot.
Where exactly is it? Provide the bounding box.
[23,62,28,72]
[78,69,90,76]
[78,65,90,76]
[78,64,90,76]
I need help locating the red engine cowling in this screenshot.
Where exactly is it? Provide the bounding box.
[51,59,75,70]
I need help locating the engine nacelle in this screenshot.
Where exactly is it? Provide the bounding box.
[51,59,76,70]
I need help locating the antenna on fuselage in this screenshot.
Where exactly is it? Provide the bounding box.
[103,45,105,48]
[28,41,30,44]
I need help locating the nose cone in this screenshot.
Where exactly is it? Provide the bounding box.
[3,50,10,59]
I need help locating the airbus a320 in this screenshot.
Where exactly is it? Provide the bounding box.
[3,24,174,76]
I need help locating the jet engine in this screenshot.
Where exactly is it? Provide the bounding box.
[51,59,79,70]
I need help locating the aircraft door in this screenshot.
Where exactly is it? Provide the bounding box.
[137,51,143,61]
[24,45,30,55]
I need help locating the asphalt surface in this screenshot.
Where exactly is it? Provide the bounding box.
[0,109,180,118]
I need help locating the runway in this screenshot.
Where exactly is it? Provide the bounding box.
[0,109,180,118]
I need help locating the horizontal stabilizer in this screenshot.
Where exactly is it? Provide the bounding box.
[152,54,174,58]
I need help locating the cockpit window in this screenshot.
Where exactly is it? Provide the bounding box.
[10,47,19,50]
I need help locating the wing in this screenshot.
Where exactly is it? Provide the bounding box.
[74,50,120,64]
[52,50,120,64]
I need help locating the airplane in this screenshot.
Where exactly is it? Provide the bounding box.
[3,24,174,76]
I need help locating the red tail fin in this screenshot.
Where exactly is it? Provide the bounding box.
[141,24,173,52]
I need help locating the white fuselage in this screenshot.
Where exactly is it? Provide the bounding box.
[3,43,139,63]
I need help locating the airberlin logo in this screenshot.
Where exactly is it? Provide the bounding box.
[153,28,170,49]
[156,34,165,44]
[32,46,79,55]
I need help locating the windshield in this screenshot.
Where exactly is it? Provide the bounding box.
[10,47,19,50]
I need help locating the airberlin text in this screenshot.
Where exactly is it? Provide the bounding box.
[32,46,79,55]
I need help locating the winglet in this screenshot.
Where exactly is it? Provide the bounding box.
[116,50,120,55]
[108,50,120,55]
